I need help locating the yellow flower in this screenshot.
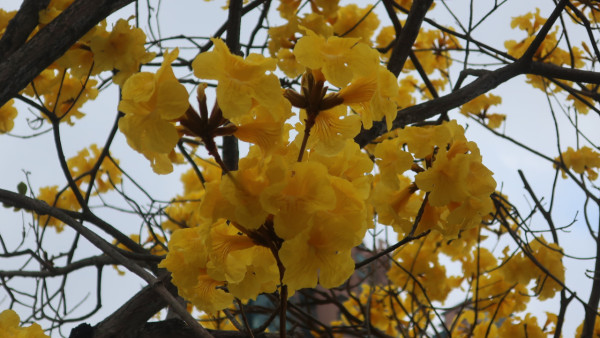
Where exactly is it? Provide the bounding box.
[340,67,400,130]
[260,161,336,240]
[388,234,462,302]
[407,28,460,74]
[38,0,74,25]
[396,119,466,158]
[90,18,156,85]
[311,0,340,18]
[206,221,279,299]
[23,69,98,125]
[234,104,292,154]
[373,134,414,188]
[279,229,355,293]
[37,186,81,232]
[67,144,121,193]
[294,105,361,155]
[159,224,234,314]
[415,145,472,206]
[0,99,17,133]
[219,152,286,230]
[333,4,380,44]
[575,311,600,337]
[0,309,49,338]
[118,48,189,174]
[556,146,600,180]
[276,48,304,78]
[193,38,287,122]
[498,315,546,338]
[293,30,379,88]
[371,174,421,234]
[277,0,301,19]
[486,113,506,129]
[460,93,502,117]
[376,26,395,61]
[309,139,374,185]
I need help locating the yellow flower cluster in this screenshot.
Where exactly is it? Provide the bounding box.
[0,309,48,338]
[502,237,565,299]
[452,311,549,337]
[330,285,415,336]
[460,93,505,129]
[555,146,600,180]
[67,144,122,193]
[505,8,586,96]
[505,9,585,67]
[37,185,79,232]
[372,120,497,238]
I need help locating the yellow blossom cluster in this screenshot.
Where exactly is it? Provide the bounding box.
[452,311,550,337]
[37,185,79,232]
[330,285,417,336]
[505,8,585,67]
[460,93,505,129]
[0,309,48,338]
[505,8,586,96]
[502,237,565,299]
[555,146,600,180]
[67,144,122,193]
[371,120,497,238]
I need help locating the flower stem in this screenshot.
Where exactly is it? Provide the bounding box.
[297,112,316,162]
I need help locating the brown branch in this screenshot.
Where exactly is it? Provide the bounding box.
[387,0,434,77]
[0,0,135,108]
[92,271,177,338]
[0,255,118,278]
[354,61,523,147]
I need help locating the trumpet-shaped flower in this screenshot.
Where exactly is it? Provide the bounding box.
[159,224,234,314]
[260,161,336,240]
[294,105,361,155]
[293,30,379,88]
[90,18,156,85]
[118,48,189,174]
[206,221,279,299]
[280,229,355,293]
[193,38,287,122]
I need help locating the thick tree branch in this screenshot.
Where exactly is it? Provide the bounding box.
[387,0,434,77]
[93,271,178,338]
[0,0,135,108]
[0,0,50,60]
[355,61,523,147]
